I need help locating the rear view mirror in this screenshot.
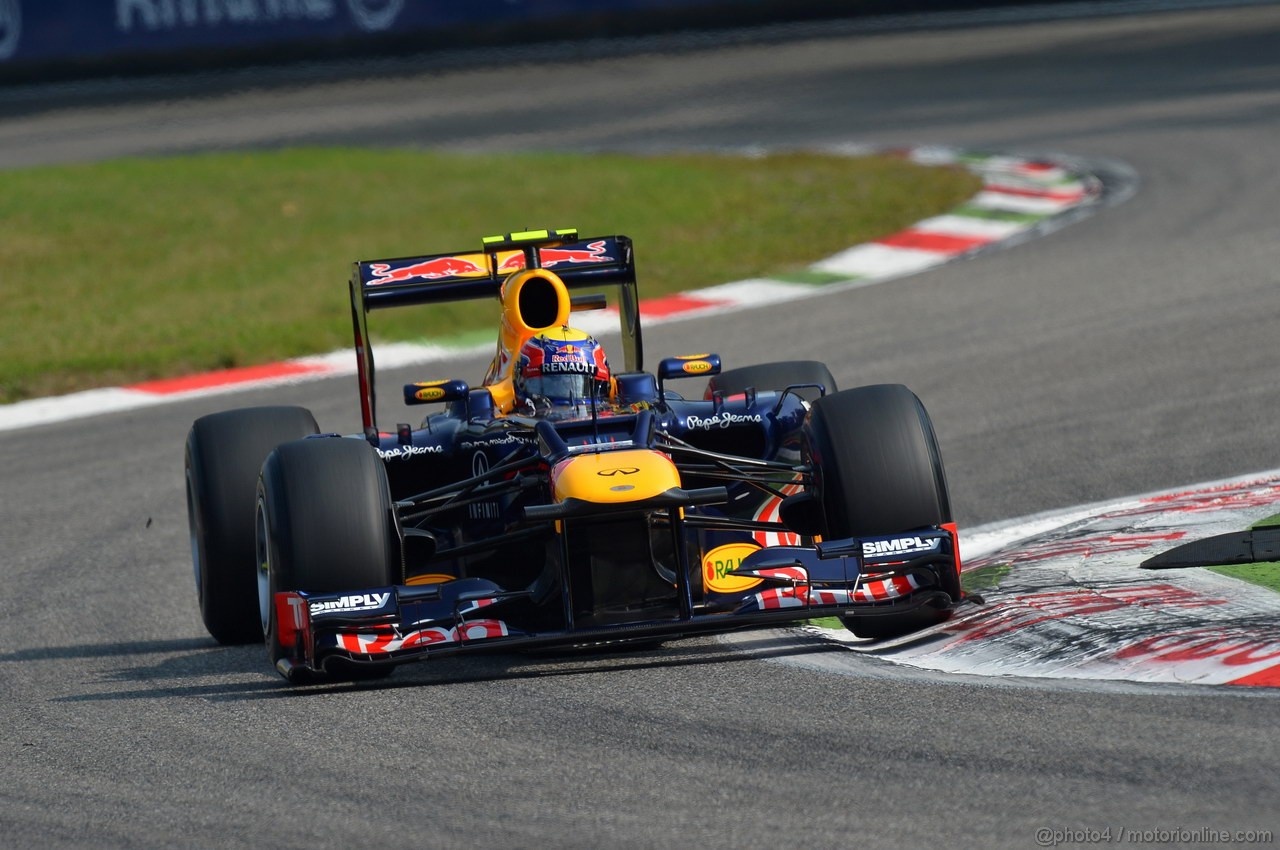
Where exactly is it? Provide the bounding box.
[403,379,470,405]
[657,354,721,382]
[657,354,721,403]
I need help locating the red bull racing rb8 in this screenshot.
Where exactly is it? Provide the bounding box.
[184,228,965,683]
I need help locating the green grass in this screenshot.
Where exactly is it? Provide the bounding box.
[1208,562,1280,593]
[0,148,979,403]
[961,562,1012,593]
[1207,514,1280,594]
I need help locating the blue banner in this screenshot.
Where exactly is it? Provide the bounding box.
[0,0,715,67]
[0,1,1085,72]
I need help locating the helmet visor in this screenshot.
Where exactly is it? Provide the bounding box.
[523,374,600,404]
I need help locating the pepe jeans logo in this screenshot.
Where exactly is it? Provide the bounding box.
[597,467,639,477]
[376,444,442,460]
[685,412,762,430]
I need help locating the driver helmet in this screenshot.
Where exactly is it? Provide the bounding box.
[515,327,611,407]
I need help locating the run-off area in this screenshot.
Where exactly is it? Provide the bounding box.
[767,470,1280,689]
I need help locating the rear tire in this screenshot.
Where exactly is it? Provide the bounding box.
[257,437,399,680]
[706,360,837,402]
[185,406,319,644]
[804,384,958,639]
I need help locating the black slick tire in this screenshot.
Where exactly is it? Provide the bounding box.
[256,437,399,680]
[706,360,837,402]
[185,406,319,645]
[804,384,958,639]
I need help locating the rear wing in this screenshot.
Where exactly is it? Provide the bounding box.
[349,230,642,432]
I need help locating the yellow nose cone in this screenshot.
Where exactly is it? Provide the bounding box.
[551,450,681,504]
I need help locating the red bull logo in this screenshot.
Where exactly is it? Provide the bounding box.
[542,240,612,267]
[497,241,613,273]
[367,255,488,285]
[522,347,545,374]
[498,252,528,273]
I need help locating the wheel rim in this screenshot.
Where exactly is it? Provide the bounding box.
[185,467,203,601]
[255,496,272,636]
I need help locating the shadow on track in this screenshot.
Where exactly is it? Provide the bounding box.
[40,631,844,702]
[0,636,214,662]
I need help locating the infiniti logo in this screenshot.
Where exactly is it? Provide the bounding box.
[597,467,640,477]
[0,0,21,62]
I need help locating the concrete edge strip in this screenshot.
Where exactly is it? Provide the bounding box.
[0,145,1117,432]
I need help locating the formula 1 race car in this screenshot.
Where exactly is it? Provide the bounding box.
[185,229,963,683]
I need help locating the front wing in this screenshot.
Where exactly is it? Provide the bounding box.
[270,530,960,681]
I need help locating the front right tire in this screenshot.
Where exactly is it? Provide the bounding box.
[185,406,319,644]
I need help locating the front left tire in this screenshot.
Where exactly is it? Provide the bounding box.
[706,359,837,402]
[256,436,400,679]
[803,384,960,639]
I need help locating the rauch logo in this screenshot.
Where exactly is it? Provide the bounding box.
[702,542,763,594]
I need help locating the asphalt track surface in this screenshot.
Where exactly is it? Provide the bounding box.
[3,5,1280,848]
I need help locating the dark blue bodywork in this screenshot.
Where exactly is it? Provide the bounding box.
[265,231,960,679]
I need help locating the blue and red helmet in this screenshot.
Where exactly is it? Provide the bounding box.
[516,327,611,406]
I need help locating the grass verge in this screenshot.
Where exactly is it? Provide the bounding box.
[961,562,1012,593]
[0,148,979,403]
[1208,514,1280,594]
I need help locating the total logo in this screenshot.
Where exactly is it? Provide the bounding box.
[310,591,392,616]
[117,0,404,34]
[862,536,941,557]
[702,542,763,594]
[0,0,20,62]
